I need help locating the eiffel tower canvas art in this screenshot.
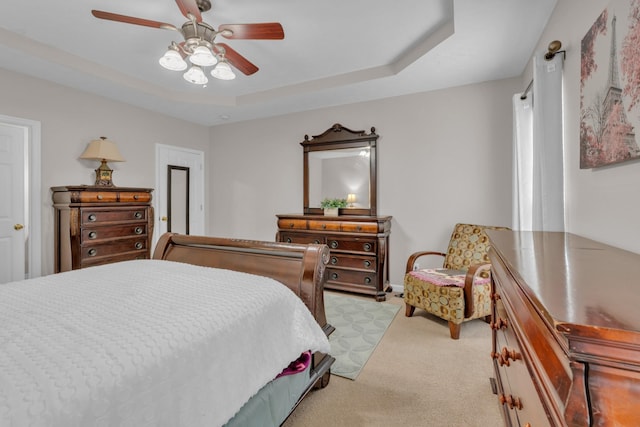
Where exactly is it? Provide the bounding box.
[580,0,640,168]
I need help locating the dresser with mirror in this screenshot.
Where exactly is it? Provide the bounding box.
[276,124,391,301]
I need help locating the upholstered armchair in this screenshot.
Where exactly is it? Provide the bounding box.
[403,223,509,339]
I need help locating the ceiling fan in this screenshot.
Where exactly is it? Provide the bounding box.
[91,0,284,84]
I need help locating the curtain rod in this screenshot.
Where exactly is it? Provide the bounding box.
[520,79,533,100]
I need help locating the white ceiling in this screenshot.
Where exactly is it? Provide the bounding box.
[0,0,557,126]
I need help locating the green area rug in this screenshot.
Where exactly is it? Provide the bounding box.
[324,292,400,380]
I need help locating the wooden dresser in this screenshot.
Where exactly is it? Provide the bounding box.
[487,230,640,427]
[276,214,391,301]
[52,186,154,272]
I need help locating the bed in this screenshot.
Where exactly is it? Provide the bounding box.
[0,233,335,426]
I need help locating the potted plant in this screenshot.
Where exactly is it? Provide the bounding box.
[320,197,348,216]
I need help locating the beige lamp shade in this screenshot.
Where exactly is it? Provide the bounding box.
[80,137,125,162]
[346,193,356,207]
[80,137,125,187]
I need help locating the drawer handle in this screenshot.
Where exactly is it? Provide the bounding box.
[499,394,523,410]
[364,260,371,268]
[321,224,326,229]
[330,257,338,265]
[88,214,97,222]
[96,194,103,200]
[289,223,294,228]
[363,243,372,251]
[331,272,339,280]
[364,277,371,284]
[490,318,508,330]
[497,347,521,366]
[356,225,362,231]
[133,194,139,200]
[286,238,292,243]
[134,211,143,219]
[134,227,143,235]
[329,241,338,249]
[87,248,97,257]
[88,231,97,239]
[135,242,143,250]
[314,239,321,244]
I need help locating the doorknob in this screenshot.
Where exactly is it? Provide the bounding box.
[14,224,24,230]
[161,216,168,222]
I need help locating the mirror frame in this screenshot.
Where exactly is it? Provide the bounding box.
[167,165,190,234]
[302,123,378,216]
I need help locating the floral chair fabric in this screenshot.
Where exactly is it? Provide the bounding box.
[403,223,509,339]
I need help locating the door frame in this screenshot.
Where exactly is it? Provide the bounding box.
[0,114,42,279]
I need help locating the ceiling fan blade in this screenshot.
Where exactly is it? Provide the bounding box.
[218,23,284,40]
[175,0,202,22]
[216,43,259,75]
[92,10,178,31]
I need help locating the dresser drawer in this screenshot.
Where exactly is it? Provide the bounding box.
[326,236,376,253]
[328,253,376,271]
[80,250,149,268]
[81,223,147,242]
[82,207,148,224]
[340,221,378,233]
[308,220,341,231]
[326,268,376,289]
[75,191,118,203]
[279,232,323,245]
[80,237,148,260]
[118,192,152,203]
[277,219,308,230]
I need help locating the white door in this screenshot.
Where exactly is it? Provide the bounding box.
[155,144,205,247]
[0,124,26,283]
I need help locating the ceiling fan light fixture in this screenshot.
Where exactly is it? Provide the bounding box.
[159,48,187,71]
[183,65,208,85]
[189,45,218,67]
[211,61,236,80]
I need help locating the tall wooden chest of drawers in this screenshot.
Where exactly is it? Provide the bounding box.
[52,186,154,272]
[487,230,640,427]
[276,214,391,301]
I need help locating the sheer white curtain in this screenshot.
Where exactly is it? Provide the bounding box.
[512,54,565,231]
[512,94,533,230]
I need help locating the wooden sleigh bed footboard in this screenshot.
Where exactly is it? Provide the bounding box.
[153,233,336,391]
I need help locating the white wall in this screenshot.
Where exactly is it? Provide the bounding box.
[0,68,211,276]
[209,78,519,287]
[526,0,640,253]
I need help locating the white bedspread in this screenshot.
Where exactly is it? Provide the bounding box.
[0,260,330,427]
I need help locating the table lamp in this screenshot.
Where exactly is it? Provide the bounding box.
[346,193,357,208]
[79,136,125,187]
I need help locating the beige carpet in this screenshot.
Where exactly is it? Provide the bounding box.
[283,291,503,427]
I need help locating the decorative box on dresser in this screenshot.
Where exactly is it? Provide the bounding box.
[487,229,640,427]
[276,214,391,301]
[52,186,154,272]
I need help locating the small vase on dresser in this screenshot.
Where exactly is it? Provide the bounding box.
[323,208,339,216]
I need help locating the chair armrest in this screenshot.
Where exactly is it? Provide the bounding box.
[405,251,446,274]
[463,263,491,318]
